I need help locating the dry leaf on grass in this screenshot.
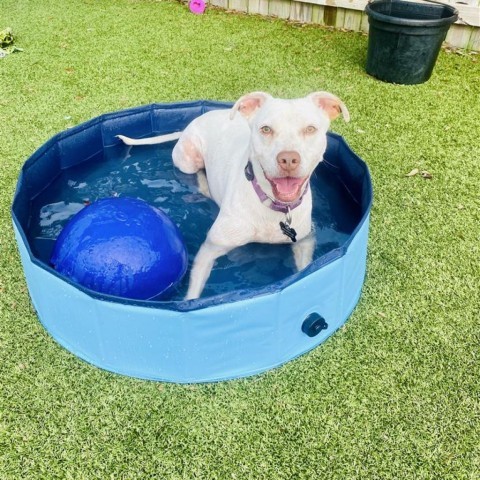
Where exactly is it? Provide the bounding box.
[405,168,419,177]
[405,168,433,179]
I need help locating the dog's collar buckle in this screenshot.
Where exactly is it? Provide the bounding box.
[244,161,255,181]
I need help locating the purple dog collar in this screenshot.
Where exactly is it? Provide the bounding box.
[244,161,309,214]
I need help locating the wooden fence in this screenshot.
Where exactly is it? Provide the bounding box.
[209,0,480,50]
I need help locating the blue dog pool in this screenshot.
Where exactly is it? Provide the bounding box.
[11,101,372,383]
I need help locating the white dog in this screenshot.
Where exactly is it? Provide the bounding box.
[118,92,349,299]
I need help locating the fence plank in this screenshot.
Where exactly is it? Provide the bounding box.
[269,0,292,18]
[248,0,270,15]
[446,24,473,48]
[311,4,325,24]
[469,26,480,50]
[210,0,229,7]
[290,2,313,22]
[343,9,362,31]
[229,0,249,12]
[360,11,369,33]
[334,7,346,29]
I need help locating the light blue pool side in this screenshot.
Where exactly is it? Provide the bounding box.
[13,215,368,383]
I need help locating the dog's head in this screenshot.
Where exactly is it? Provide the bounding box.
[231,92,349,204]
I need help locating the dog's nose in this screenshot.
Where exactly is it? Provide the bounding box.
[277,151,301,173]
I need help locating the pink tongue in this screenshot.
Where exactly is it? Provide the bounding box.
[272,177,303,195]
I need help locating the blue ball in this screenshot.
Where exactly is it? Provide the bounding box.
[50,197,188,300]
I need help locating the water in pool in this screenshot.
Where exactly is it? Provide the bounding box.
[28,142,361,301]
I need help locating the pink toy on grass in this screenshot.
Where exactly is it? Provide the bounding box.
[189,0,206,14]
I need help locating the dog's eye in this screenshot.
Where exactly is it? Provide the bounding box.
[305,125,317,135]
[260,126,273,135]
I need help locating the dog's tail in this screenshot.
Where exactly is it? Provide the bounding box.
[116,132,182,146]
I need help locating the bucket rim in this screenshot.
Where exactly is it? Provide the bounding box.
[365,0,458,27]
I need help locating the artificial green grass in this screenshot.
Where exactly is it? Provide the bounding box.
[1,0,479,478]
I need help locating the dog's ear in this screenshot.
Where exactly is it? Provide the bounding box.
[308,92,350,122]
[230,92,272,120]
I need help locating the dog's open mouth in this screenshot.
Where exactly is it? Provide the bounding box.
[267,176,308,203]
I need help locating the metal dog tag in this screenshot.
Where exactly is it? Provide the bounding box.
[280,206,297,242]
[280,221,297,242]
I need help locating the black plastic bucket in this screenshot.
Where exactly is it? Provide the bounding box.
[365,0,458,84]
